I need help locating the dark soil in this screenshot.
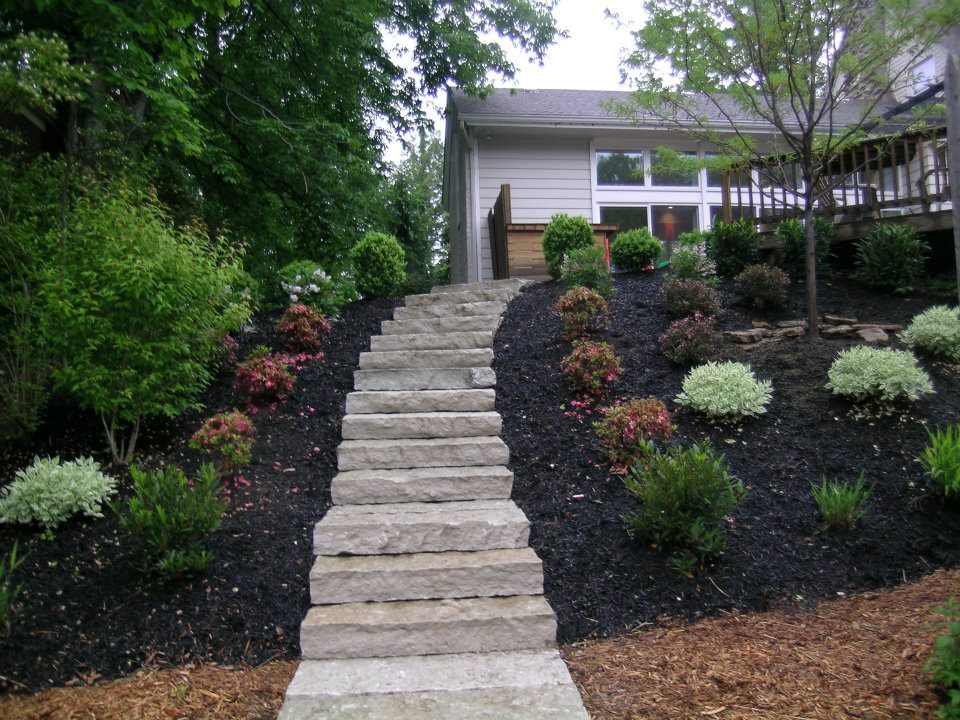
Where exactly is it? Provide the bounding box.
[0,298,399,693]
[495,271,960,644]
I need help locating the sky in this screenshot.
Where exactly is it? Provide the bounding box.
[384,0,642,163]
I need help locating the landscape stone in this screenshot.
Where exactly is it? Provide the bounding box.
[353,367,496,391]
[852,323,904,331]
[338,435,509,470]
[431,279,531,294]
[310,547,543,604]
[776,319,808,329]
[824,315,858,325]
[773,326,806,338]
[381,316,502,335]
[725,329,770,343]
[341,411,502,440]
[312,500,529,555]
[406,288,519,306]
[752,321,774,329]
[299,595,556,660]
[369,331,495,351]
[857,327,889,342]
[823,325,855,336]
[331,465,514,505]
[344,389,495,414]
[358,348,494,369]
[393,302,506,320]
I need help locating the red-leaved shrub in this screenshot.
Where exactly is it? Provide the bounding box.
[277,304,331,351]
[555,286,609,340]
[189,410,255,478]
[661,278,720,318]
[593,398,674,471]
[560,340,621,397]
[659,312,719,365]
[234,353,295,404]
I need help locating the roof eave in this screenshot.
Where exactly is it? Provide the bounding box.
[458,113,786,133]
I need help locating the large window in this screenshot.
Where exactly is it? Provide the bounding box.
[597,151,645,185]
[600,206,649,232]
[652,206,698,243]
[709,205,754,225]
[650,151,698,187]
[911,56,936,95]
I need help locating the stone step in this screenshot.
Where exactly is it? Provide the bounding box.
[341,411,501,440]
[353,367,495,391]
[406,288,517,307]
[357,348,493,370]
[430,279,531,294]
[331,465,514,505]
[370,330,495,351]
[310,547,543,604]
[338,436,509,471]
[393,302,506,320]
[381,316,501,335]
[279,651,588,720]
[313,500,529,555]
[345,389,495,415]
[299,595,556,660]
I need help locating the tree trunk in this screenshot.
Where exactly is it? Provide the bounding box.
[804,199,820,341]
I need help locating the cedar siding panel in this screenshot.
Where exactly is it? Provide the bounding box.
[477,137,593,280]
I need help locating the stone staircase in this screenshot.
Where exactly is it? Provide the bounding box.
[278,280,589,719]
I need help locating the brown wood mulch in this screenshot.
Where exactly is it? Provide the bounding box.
[563,568,960,720]
[0,661,296,720]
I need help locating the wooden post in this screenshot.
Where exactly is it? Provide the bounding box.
[946,54,960,306]
[721,170,733,223]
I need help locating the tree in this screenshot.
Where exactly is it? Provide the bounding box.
[617,0,957,339]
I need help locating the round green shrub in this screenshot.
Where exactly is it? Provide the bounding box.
[350,231,407,298]
[707,219,759,277]
[826,345,934,404]
[901,305,960,362]
[0,456,117,535]
[623,442,746,570]
[561,245,612,297]
[735,264,789,308]
[775,217,833,278]
[854,224,929,292]
[610,228,662,271]
[676,361,773,421]
[661,278,721,319]
[541,213,595,279]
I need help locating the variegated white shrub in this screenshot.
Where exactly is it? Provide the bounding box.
[826,345,934,404]
[675,361,772,420]
[901,305,960,362]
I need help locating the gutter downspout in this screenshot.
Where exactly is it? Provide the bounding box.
[460,121,483,283]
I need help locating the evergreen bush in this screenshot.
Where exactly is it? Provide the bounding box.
[707,219,758,276]
[350,231,407,298]
[561,245,612,297]
[541,213,595,279]
[610,228,662,271]
[854,224,929,292]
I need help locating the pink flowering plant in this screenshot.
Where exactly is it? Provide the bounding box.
[277,304,331,351]
[659,312,720,365]
[189,410,255,478]
[593,398,675,471]
[556,286,609,341]
[234,352,295,404]
[560,340,621,398]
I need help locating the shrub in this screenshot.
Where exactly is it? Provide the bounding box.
[277,303,331,351]
[0,542,25,636]
[279,260,353,316]
[190,411,255,479]
[776,217,832,278]
[810,474,871,531]
[676,361,773,421]
[854,224,929,292]
[677,230,710,248]
[0,456,117,536]
[350,231,407,298]
[555,286,609,341]
[707,219,759,277]
[235,353,295,404]
[661,278,721,319]
[670,246,716,283]
[561,245,612,297]
[623,442,746,573]
[735,264,789,308]
[560,340,621,397]
[41,183,251,464]
[659,312,719,365]
[610,228,662,271]
[901,306,960,362]
[542,213,595,279]
[593,398,674,470]
[825,346,934,405]
[920,424,960,499]
[926,598,960,720]
[115,464,225,576]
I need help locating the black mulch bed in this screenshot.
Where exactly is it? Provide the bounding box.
[495,272,960,645]
[0,298,400,693]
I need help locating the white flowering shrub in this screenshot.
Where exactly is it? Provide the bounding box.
[0,456,117,535]
[901,305,960,362]
[676,361,773,421]
[278,260,357,316]
[826,345,934,404]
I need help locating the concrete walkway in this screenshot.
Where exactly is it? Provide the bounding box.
[278,280,589,719]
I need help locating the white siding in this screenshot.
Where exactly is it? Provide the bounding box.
[476,137,593,280]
